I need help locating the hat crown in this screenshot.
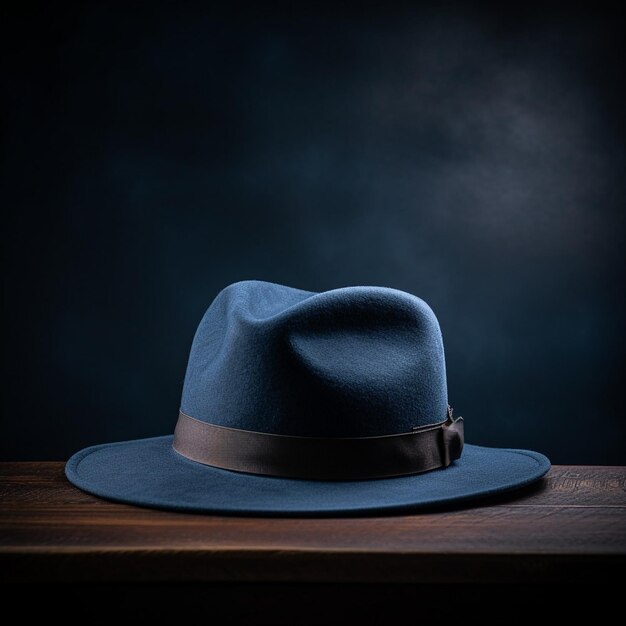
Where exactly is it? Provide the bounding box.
[181,280,448,437]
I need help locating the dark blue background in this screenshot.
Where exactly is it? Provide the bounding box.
[3,2,624,463]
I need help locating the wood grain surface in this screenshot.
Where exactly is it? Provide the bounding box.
[1,463,625,583]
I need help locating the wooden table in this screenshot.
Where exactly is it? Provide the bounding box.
[1,463,625,620]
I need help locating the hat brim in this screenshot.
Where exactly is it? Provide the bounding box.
[65,435,550,515]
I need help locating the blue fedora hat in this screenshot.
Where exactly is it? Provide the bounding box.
[66,280,550,515]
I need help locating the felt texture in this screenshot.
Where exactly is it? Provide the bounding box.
[65,280,551,514]
[66,437,550,515]
[181,280,449,436]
